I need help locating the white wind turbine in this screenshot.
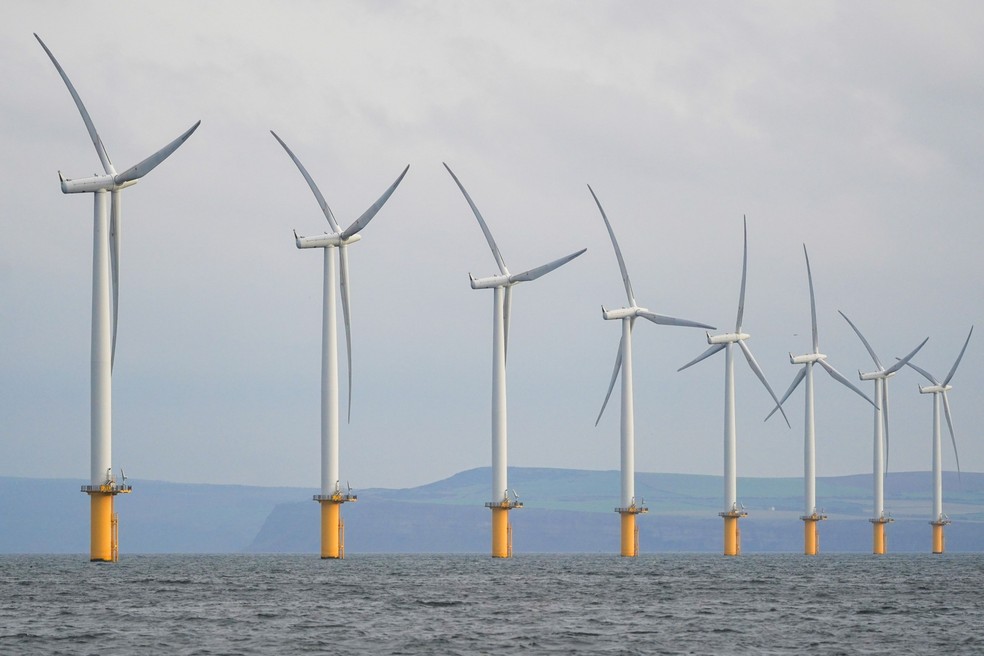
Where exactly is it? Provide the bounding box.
[37,34,200,562]
[589,186,715,557]
[274,131,408,559]
[904,326,973,554]
[767,245,876,555]
[838,311,927,554]
[445,163,586,559]
[678,218,789,556]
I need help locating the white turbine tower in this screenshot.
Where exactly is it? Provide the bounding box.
[37,34,200,562]
[274,131,408,559]
[678,218,789,556]
[839,312,927,554]
[588,186,714,557]
[445,164,586,559]
[767,245,876,556]
[904,326,973,554]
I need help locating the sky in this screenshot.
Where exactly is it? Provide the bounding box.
[2,2,982,496]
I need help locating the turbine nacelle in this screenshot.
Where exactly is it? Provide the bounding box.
[790,352,826,365]
[859,369,897,381]
[602,305,640,321]
[294,231,362,249]
[707,331,750,345]
[59,172,138,194]
[919,384,951,395]
[469,272,512,289]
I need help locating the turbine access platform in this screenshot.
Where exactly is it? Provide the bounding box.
[314,483,357,559]
[616,499,648,557]
[485,492,522,558]
[81,469,131,562]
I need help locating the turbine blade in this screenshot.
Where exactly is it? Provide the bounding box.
[942,326,974,386]
[765,366,806,422]
[507,248,587,284]
[738,340,791,428]
[339,245,353,423]
[818,359,877,408]
[35,34,115,176]
[735,216,748,332]
[677,343,725,372]
[503,285,512,362]
[637,310,715,330]
[444,163,508,275]
[110,191,121,371]
[114,121,201,185]
[903,360,939,386]
[587,185,635,306]
[271,131,341,232]
[341,165,410,239]
[838,310,882,369]
[882,381,891,476]
[941,391,961,477]
[883,337,929,375]
[595,337,623,426]
[804,245,819,353]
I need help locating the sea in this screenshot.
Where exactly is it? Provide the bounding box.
[1,553,982,655]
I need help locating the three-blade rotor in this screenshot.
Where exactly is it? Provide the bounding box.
[275,131,409,421]
[840,310,929,472]
[37,33,201,370]
[766,245,877,421]
[904,326,974,475]
[677,216,790,428]
[589,185,714,425]
[446,164,586,358]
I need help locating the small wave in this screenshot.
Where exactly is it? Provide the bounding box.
[416,599,464,607]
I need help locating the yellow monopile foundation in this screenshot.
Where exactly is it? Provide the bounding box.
[616,504,647,557]
[720,508,747,556]
[802,516,822,556]
[486,497,521,558]
[873,522,885,555]
[320,501,341,559]
[89,492,114,562]
[870,517,892,555]
[84,481,130,562]
[800,511,826,556]
[620,512,636,557]
[314,490,356,559]
[491,507,510,558]
[804,519,817,555]
[932,522,945,554]
[724,516,739,556]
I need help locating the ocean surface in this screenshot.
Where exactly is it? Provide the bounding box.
[1,553,982,655]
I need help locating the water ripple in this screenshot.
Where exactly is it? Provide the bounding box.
[2,553,984,654]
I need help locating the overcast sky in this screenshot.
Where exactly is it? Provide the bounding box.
[2,2,982,496]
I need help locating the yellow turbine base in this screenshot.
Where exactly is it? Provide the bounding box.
[320,501,343,559]
[723,516,740,556]
[620,512,637,557]
[873,522,886,555]
[89,493,114,562]
[932,523,945,555]
[491,507,511,558]
[803,518,820,556]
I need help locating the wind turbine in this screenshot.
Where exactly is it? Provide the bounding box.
[589,186,714,557]
[37,34,200,562]
[445,164,585,559]
[839,311,928,554]
[904,326,973,554]
[767,245,876,555]
[678,218,789,556]
[274,131,408,559]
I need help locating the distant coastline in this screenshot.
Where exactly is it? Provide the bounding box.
[2,467,982,554]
